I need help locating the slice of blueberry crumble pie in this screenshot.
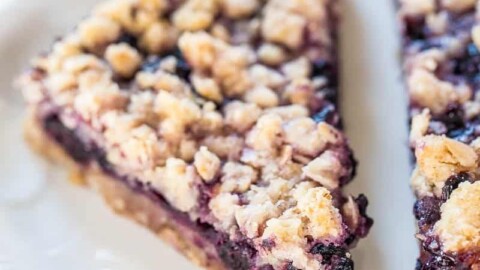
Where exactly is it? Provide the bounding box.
[18,0,372,269]
[398,0,480,268]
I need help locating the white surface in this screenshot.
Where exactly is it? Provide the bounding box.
[0,0,417,269]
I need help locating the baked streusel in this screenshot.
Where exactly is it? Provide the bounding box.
[18,0,372,269]
[399,0,480,268]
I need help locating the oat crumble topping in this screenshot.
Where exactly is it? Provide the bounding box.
[435,181,480,253]
[400,0,480,267]
[19,0,371,269]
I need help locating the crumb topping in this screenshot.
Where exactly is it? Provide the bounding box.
[400,0,480,260]
[148,158,200,212]
[302,151,344,190]
[409,109,431,145]
[194,146,220,182]
[219,0,259,19]
[18,0,369,268]
[78,16,121,51]
[400,0,435,15]
[139,20,179,54]
[414,135,478,196]
[257,185,342,270]
[441,0,476,12]
[173,0,218,31]
[105,43,142,78]
[408,69,464,114]
[435,181,480,252]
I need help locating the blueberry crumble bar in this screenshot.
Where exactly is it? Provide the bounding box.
[17,0,372,269]
[398,0,480,268]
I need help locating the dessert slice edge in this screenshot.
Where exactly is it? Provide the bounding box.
[24,108,226,269]
[18,0,372,269]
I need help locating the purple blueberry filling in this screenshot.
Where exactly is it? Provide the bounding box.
[140,56,163,73]
[312,103,340,127]
[416,255,456,270]
[116,32,139,49]
[330,257,354,270]
[141,48,191,80]
[352,195,373,238]
[452,43,480,83]
[413,197,441,228]
[215,238,257,270]
[309,244,354,270]
[18,0,375,268]
[43,114,263,270]
[41,112,371,269]
[171,48,192,80]
[402,21,480,270]
[43,114,97,164]
[311,60,338,105]
[310,244,348,264]
[441,172,472,200]
[412,173,477,270]
[285,263,299,270]
[403,16,429,42]
[433,105,465,133]
[402,10,476,51]
[416,102,480,145]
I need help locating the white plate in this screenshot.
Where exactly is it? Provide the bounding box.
[0,0,417,269]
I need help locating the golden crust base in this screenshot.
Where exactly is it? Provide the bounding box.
[24,110,225,270]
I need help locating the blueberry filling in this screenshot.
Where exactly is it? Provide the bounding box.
[285,262,299,270]
[422,103,480,143]
[446,125,476,143]
[402,6,480,270]
[418,255,456,270]
[403,16,428,42]
[141,56,162,73]
[140,48,191,81]
[312,103,339,127]
[260,239,276,251]
[330,256,354,270]
[413,172,473,230]
[446,11,476,35]
[435,104,465,132]
[413,197,442,227]
[416,259,422,270]
[442,172,471,200]
[414,172,476,267]
[452,43,480,86]
[310,243,348,264]
[215,238,257,270]
[353,195,374,238]
[116,32,138,48]
[43,115,96,164]
[42,114,264,270]
[312,60,337,85]
[343,234,356,247]
[427,120,448,136]
[172,48,192,81]
[311,60,338,104]
[41,113,373,269]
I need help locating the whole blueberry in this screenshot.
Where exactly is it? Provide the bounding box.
[413,197,441,226]
[442,172,471,200]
